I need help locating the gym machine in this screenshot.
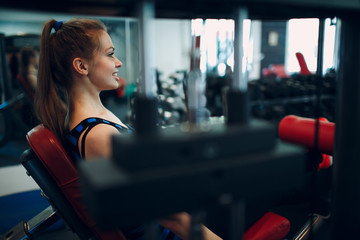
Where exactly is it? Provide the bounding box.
[78,2,312,239]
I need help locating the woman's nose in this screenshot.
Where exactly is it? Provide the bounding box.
[115,57,122,68]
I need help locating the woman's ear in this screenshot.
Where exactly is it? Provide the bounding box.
[72,57,88,75]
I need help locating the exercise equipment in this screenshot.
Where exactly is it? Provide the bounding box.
[79,5,316,240]
[80,119,309,239]
[157,70,187,126]
[79,7,309,235]
[1,205,62,240]
[278,115,334,156]
[0,122,299,240]
[296,52,312,76]
[1,124,127,240]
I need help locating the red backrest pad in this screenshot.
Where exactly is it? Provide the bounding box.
[26,124,125,240]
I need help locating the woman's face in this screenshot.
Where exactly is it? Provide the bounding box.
[87,30,123,91]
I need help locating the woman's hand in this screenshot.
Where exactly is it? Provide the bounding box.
[158,212,222,240]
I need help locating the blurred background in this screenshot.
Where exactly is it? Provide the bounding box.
[0,8,338,166]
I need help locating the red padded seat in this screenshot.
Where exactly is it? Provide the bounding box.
[26,124,126,240]
[244,212,290,240]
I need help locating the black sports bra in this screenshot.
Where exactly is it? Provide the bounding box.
[67,117,133,160]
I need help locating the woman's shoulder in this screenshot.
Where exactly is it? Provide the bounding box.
[81,122,119,159]
[69,117,133,138]
[68,117,131,159]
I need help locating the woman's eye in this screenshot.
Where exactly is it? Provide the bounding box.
[108,52,115,57]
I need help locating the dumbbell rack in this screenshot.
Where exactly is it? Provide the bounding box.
[2,0,360,239]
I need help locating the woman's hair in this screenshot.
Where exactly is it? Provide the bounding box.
[35,18,107,141]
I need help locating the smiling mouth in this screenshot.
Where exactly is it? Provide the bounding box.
[113,72,120,81]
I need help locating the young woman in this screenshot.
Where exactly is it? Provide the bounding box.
[35,18,221,240]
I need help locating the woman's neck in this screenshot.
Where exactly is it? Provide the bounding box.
[70,88,107,126]
[69,76,123,128]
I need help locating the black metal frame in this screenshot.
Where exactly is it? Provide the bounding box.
[79,133,309,230]
[15,149,94,240]
[331,16,360,239]
[0,206,60,240]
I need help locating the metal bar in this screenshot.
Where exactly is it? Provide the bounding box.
[316,19,325,78]
[138,1,156,98]
[27,206,60,237]
[125,18,132,84]
[229,200,245,240]
[233,7,248,92]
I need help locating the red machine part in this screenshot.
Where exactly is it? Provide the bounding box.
[295,52,312,76]
[243,212,290,240]
[278,115,335,169]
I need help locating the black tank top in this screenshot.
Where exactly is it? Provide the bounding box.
[67,117,133,160]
